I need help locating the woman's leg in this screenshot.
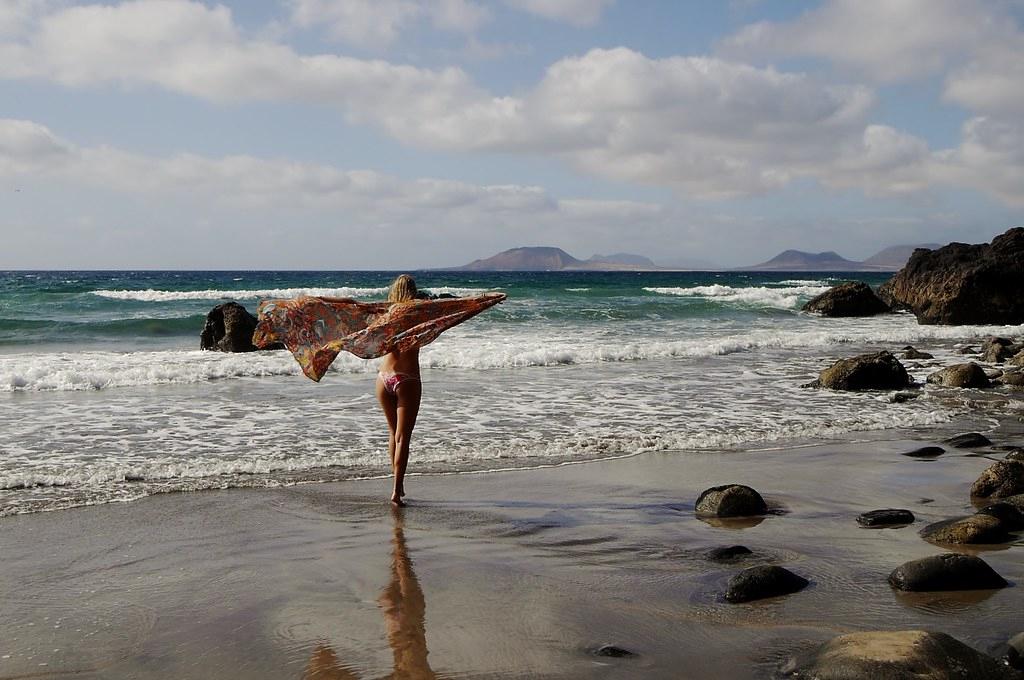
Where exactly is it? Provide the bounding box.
[376,377,398,473]
[391,380,422,506]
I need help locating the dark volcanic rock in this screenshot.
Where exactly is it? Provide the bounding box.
[814,351,912,391]
[695,484,768,518]
[857,509,915,527]
[926,363,992,388]
[1011,350,1024,367]
[944,432,993,448]
[801,281,890,317]
[978,502,1024,530]
[781,630,1020,680]
[888,553,1007,591]
[890,391,919,403]
[983,343,1017,363]
[902,346,934,360]
[877,227,1024,325]
[1007,632,1024,671]
[706,545,753,561]
[592,645,636,658]
[920,514,1010,545]
[1000,494,1024,512]
[997,372,1024,388]
[200,302,260,353]
[1007,449,1024,461]
[724,565,808,603]
[902,446,945,458]
[971,460,1024,499]
[958,345,979,354]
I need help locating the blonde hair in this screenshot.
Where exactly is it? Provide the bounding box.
[388,274,417,303]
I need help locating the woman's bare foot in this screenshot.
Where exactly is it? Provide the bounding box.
[390,493,406,507]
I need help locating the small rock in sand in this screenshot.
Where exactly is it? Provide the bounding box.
[695,484,768,518]
[706,545,753,561]
[888,553,1007,592]
[902,347,934,360]
[724,565,808,603]
[977,502,1024,530]
[971,460,1024,499]
[780,630,1019,680]
[1006,632,1024,671]
[920,514,1010,545]
[592,645,637,658]
[902,446,945,458]
[927,363,992,388]
[944,432,993,448]
[857,509,915,527]
[957,346,979,354]
[812,351,912,391]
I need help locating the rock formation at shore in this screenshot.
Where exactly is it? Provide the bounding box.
[801,281,890,317]
[878,227,1024,325]
[200,302,260,353]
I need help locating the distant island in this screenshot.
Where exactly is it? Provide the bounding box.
[451,247,660,271]
[738,244,940,271]
[448,243,940,272]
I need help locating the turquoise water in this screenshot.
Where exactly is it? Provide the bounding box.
[1,270,1021,515]
[0,270,885,348]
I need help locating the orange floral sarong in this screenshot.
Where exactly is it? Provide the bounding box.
[253,293,506,381]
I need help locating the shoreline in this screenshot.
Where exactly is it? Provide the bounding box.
[2,417,1021,678]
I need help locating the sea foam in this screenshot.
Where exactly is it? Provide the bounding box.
[91,287,389,302]
[644,284,831,309]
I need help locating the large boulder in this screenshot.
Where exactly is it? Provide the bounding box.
[724,565,808,603]
[780,630,1020,680]
[888,553,1007,591]
[802,282,890,317]
[695,484,768,517]
[200,302,260,353]
[813,351,912,391]
[971,460,1024,499]
[877,227,1024,325]
[926,363,992,388]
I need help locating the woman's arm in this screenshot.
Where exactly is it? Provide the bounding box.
[315,296,355,303]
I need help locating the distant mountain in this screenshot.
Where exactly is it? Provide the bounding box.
[587,253,657,267]
[453,247,660,271]
[741,250,862,271]
[739,244,938,271]
[860,244,941,269]
[457,247,582,271]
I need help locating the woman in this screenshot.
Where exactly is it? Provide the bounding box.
[376,274,422,506]
[254,274,506,505]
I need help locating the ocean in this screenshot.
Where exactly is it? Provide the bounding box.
[2,269,1022,516]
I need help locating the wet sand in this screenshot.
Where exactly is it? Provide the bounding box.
[1,421,1022,679]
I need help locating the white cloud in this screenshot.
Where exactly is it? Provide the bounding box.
[944,35,1024,115]
[720,0,997,83]
[0,118,672,263]
[289,0,488,48]
[932,116,1024,207]
[3,1,1023,207]
[503,0,613,27]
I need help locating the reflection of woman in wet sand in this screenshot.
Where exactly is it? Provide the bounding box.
[305,508,435,680]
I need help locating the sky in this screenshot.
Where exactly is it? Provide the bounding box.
[1,0,1023,269]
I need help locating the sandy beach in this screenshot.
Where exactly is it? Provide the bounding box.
[2,412,1021,679]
